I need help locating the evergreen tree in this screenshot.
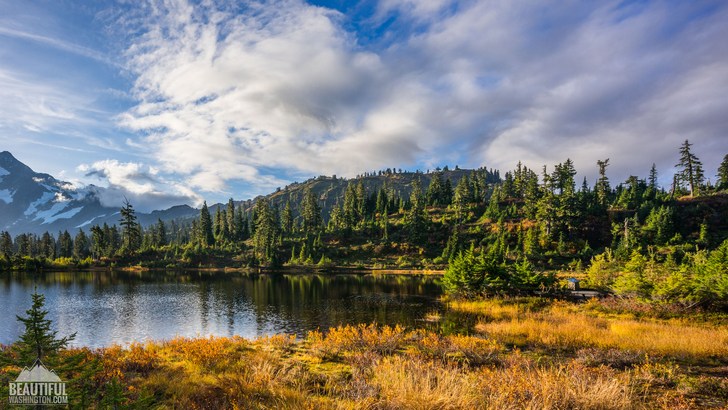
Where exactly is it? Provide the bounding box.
[226,198,236,239]
[301,188,322,233]
[343,182,359,230]
[717,154,728,190]
[648,163,659,189]
[676,139,703,196]
[553,159,578,235]
[2,291,100,407]
[10,291,75,363]
[40,232,55,259]
[452,175,472,221]
[199,201,215,247]
[426,171,444,205]
[120,199,141,253]
[376,187,388,215]
[73,230,89,259]
[107,225,121,257]
[595,159,611,208]
[281,200,293,236]
[155,218,167,247]
[253,198,280,265]
[235,207,247,241]
[442,227,462,262]
[59,230,73,258]
[405,178,428,242]
[16,234,31,257]
[1,231,13,257]
[90,225,105,259]
[328,204,344,232]
[443,178,454,205]
[214,207,223,239]
[355,181,366,221]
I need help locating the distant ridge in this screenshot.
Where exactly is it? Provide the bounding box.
[0,152,198,235]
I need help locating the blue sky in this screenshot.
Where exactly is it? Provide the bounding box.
[1,0,727,211]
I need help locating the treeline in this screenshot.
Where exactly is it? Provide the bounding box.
[0,141,727,308]
[442,141,728,308]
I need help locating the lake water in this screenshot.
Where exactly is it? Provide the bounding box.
[0,271,444,348]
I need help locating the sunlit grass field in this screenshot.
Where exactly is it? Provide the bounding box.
[84,303,727,409]
[449,298,728,361]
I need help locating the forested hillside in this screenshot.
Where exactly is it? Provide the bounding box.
[2,141,727,308]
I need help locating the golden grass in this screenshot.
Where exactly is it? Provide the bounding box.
[448,298,728,360]
[64,322,718,409]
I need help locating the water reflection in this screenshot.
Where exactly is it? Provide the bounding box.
[0,271,443,348]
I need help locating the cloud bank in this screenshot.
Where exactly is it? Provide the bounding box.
[79,159,202,212]
[118,0,728,194]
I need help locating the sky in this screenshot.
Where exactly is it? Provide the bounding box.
[1,0,727,211]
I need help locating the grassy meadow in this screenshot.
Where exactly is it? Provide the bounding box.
[6,297,720,409]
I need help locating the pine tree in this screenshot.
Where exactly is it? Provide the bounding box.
[226,198,236,239]
[717,154,728,190]
[595,159,611,208]
[452,175,472,221]
[405,179,428,243]
[0,231,12,257]
[59,230,73,258]
[381,203,389,240]
[343,182,359,230]
[355,181,366,221]
[107,225,121,257]
[676,139,703,196]
[155,218,167,247]
[443,178,453,205]
[301,188,322,233]
[90,225,105,259]
[442,227,462,262]
[120,199,141,253]
[40,232,55,259]
[253,199,280,266]
[73,230,89,259]
[235,207,246,241]
[426,171,444,205]
[11,291,75,363]
[199,201,215,247]
[281,200,293,236]
[648,163,658,189]
[2,291,101,407]
[376,187,388,215]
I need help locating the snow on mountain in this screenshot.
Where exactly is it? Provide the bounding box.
[75,214,107,229]
[0,188,13,204]
[24,191,54,216]
[0,151,198,235]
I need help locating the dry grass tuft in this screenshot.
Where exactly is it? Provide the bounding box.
[44,315,724,408]
[451,298,728,360]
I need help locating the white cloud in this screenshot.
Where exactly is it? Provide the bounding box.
[119,0,728,193]
[79,159,203,212]
[0,68,127,154]
[0,25,114,65]
[377,0,454,22]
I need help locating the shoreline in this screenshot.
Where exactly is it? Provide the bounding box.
[3,265,446,275]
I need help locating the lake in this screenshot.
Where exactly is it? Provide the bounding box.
[0,271,444,348]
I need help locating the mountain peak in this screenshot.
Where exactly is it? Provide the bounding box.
[0,151,33,175]
[0,151,17,161]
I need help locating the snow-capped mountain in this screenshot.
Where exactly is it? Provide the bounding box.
[0,151,197,235]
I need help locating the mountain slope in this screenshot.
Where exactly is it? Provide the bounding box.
[230,167,500,221]
[0,152,197,235]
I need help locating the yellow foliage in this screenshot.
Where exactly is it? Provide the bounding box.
[45,320,721,408]
[469,301,728,359]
